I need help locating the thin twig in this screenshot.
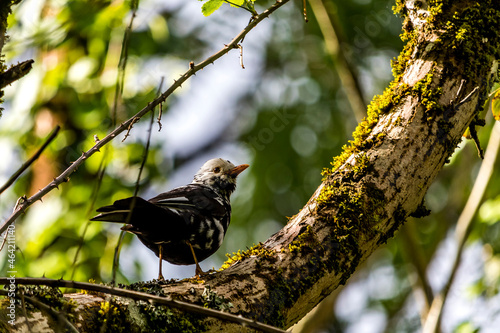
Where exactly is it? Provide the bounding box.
[423,121,500,333]
[457,86,479,107]
[0,125,60,195]
[238,44,245,69]
[0,277,287,333]
[157,102,163,131]
[0,0,291,237]
[122,117,140,142]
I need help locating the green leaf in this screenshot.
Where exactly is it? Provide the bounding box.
[492,88,500,121]
[201,0,223,16]
[454,321,479,333]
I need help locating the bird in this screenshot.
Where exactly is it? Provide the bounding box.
[91,158,249,280]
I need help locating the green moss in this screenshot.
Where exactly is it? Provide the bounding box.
[19,285,78,321]
[287,225,319,254]
[220,242,275,271]
[95,299,133,333]
[412,72,444,114]
[133,301,205,333]
[81,285,207,333]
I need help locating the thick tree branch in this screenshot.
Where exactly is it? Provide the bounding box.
[0,0,291,236]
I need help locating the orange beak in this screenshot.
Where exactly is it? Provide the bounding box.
[228,164,249,177]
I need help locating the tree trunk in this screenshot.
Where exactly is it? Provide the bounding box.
[3,0,500,332]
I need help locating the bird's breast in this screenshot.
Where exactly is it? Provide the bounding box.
[189,213,230,252]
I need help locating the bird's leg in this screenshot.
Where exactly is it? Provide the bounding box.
[158,246,164,280]
[186,241,204,278]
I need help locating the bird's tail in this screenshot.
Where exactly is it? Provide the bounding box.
[90,210,131,223]
[90,197,149,223]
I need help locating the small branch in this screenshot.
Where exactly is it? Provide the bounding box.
[0,277,287,333]
[121,117,140,142]
[0,125,60,195]
[0,60,34,89]
[238,44,245,69]
[0,0,291,237]
[157,102,163,131]
[423,121,500,333]
[457,86,479,107]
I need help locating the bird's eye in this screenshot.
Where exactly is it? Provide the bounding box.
[213,167,221,173]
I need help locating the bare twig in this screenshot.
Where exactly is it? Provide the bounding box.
[0,277,287,333]
[238,44,245,69]
[0,0,291,237]
[0,125,60,195]
[122,116,140,142]
[157,102,163,131]
[457,86,479,107]
[423,121,500,333]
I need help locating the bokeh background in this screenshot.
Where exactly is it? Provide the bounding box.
[1,0,499,332]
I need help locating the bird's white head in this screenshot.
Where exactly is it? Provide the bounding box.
[192,158,249,197]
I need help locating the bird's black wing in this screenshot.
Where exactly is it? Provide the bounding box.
[149,184,227,217]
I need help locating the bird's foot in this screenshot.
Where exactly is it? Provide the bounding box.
[194,266,217,280]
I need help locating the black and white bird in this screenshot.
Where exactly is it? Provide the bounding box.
[91,158,249,279]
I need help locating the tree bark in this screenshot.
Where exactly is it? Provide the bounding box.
[2,0,500,332]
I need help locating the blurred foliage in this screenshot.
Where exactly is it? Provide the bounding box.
[0,0,499,332]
